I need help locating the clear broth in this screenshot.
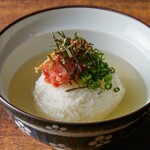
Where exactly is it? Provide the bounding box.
[8,32,147,121]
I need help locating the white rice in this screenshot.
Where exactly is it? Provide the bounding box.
[34,74,125,122]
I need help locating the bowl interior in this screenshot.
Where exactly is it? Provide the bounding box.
[0,7,150,120]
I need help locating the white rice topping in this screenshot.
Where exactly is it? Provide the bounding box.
[34,74,125,122]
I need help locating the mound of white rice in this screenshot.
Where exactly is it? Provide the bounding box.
[34,74,125,122]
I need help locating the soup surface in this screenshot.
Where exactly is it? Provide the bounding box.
[8,50,147,121]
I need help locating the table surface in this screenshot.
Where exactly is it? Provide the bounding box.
[0,0,150,150]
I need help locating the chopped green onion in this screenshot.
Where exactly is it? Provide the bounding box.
[85,74,92,80]
[104,74,112,83]
[113,87,120,92]
[105,83,112,90]
[110,67,115,73]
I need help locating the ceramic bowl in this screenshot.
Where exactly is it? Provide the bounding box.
[0,6,150,150]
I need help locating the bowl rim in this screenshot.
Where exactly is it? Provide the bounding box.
[1,5,150,35]
[0,5,150,126]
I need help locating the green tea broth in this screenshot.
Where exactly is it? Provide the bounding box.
[8,33,147,121]
[105,54,147,120]
[8,51,147,121]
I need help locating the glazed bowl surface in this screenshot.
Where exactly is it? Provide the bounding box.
[0,6,150,150]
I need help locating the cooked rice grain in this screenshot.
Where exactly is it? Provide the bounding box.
[34,74,125,122]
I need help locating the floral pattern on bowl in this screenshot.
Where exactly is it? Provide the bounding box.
[49,142,72,150]
[46,124,67,132]
[89,134,113,148]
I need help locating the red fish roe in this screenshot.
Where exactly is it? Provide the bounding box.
[42,58,75,87]
[42,62,69,87]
